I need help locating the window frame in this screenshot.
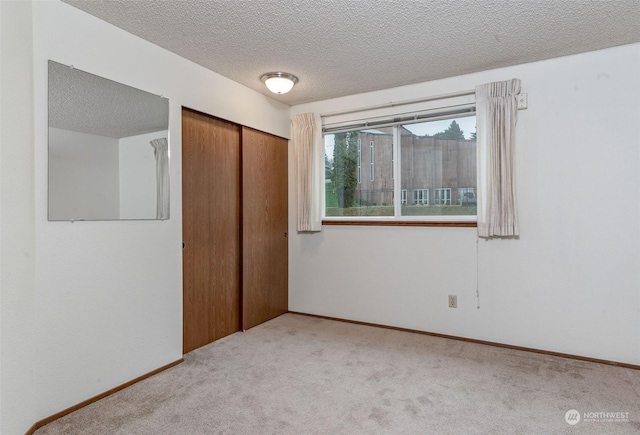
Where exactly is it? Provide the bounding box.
[322,106,477,226]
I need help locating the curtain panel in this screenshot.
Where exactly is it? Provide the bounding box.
[475,79,521,237]
[150,137,170,220]
[292,113,322,232]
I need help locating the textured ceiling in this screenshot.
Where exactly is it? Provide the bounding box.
[49,60,169,138]
[63,0,640,106]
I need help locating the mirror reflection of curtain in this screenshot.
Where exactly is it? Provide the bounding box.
[150,138,170,220]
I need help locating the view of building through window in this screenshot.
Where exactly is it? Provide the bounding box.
[324,116,476,218]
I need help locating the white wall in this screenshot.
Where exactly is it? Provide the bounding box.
[0,1,37,434]
[48,128,120,220]
[119,130,167,220]
[290,43,640,365]
[28,0,290,426]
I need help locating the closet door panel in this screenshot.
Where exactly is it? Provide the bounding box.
[242,127,288,330]
[182,108,241,353]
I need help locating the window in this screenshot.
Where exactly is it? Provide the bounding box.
[323,114,476,221]
[413,189,429,205]
[434,188,451,205]
[457,187,476,206]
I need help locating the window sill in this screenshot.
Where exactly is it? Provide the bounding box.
[322,220,477,228]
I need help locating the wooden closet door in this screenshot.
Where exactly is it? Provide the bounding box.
[242,127,288,330]
[182,108,241,354]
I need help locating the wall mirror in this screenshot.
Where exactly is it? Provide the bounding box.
[48,60,170,221]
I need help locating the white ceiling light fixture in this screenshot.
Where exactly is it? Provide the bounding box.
[260,72,298,95]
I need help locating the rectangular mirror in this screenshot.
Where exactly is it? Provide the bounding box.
[48,60,170,221]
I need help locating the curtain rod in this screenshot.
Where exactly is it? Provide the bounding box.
[320,89,475,118]
[322,104,476,134]
[322,103,475,132]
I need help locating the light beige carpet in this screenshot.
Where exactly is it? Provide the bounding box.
[36,313,640,434]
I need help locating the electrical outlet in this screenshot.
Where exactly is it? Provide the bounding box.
[448,295,457,308]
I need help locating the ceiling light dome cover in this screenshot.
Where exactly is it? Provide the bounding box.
[261,72,298,94]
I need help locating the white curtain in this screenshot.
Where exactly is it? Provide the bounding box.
[292,113,323,232]
[475,79,521,237]
[150,138,170,220]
